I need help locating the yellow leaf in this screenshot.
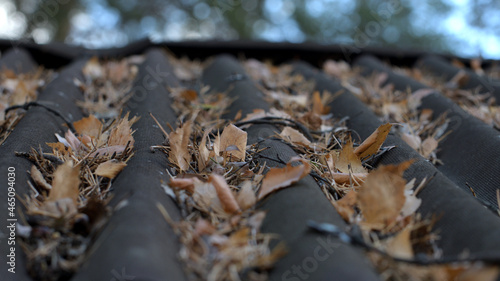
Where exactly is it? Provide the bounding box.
[354,123,392,160]
[258,157,311,200]
[95,160,127,179]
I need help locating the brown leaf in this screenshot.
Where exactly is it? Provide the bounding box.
[47,161,80,204]
[357,160,413,230]
[421,137,438,159]
[279,126,311,146]
[209,174,241,214]
[180,89,198,102]
[236,180,256,210]
[336,138,366,173]
[332,190,357,221]
[331,173,367,185]
[258,157,311,200]
[95,160,127,179]
[30,165,51,191]
[108,113,136,147]
[197,129,211,171]
[354,123,392,160]
[73,115,102,139]
[168,120,192,172]
[385,226,414,259]
[41,162,81,217]
[312,91,330,115]
[168,177,196,193]
[220,124,247,161]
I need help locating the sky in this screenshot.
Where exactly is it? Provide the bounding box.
[0,0,499,59]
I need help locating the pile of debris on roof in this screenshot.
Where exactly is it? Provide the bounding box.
[1,40,499,281]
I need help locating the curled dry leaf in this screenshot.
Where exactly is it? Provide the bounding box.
[312,91,330,115]
[258,157,311,200]
[354,123,392,160]
[220,124,247,161]
[95,160,127,179]
[357,160,413,230]
[279,126,311,147]
[168,120,193,172]
[30,165,52,191]
[209,174,241,214]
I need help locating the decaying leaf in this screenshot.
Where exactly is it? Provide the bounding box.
[220,124,247,161]
[168,120,193,172]
[258,157,311,200]
[357,160,413,230]
[354,123,392,160]
[30,165,52,191]
[95,160,127,179]
[209,174,241,214]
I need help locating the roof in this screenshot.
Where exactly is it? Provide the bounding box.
[1,40,500,281]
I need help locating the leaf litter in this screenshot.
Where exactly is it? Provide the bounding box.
[0,67,51,144]
[17,56,140,281]
[323,60,450,164]
[247,59,498,280]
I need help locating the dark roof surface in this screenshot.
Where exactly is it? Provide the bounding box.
[1,40,500,281]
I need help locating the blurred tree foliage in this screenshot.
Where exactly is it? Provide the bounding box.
[8,0,499,56]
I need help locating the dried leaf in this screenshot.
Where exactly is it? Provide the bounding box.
[108,113,136,147]
[280,126,311,146]
[258,157,311,200]
[331,172,368,185]
[336,138,366,173]
[236,180,256,210]
[197,129,210,171]
[30,165,51,191]
[209,174,241,214]
[421,137,438,159]
[332,190,357,221]
[220,124,247,161]
[73,115,102,139]
[168,121,193,172]
[41,162,80,217]
[312,91,330,115]
[95,160,127,179]
[385,226,414,259]
[354,123,392,160]
[357,160,413,230]
[47,161,80,204]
